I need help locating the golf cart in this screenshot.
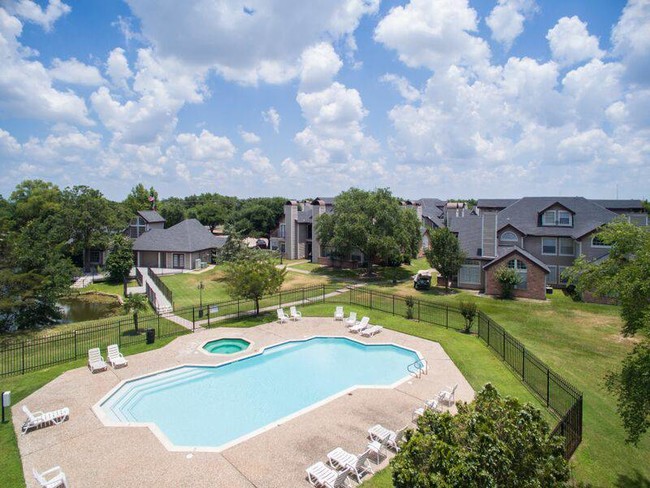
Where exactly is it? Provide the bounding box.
[413,270,432,290]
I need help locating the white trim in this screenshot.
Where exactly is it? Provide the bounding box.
[542,210,556,226]
[558,237,575,256]
[500,231,518,242]
[591,236,611,249]
[541,237,557,255]
[557,210,572,227]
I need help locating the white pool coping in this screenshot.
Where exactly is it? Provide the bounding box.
[92,335,424,453]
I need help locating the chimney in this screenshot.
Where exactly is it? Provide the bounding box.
[481,211,498,258]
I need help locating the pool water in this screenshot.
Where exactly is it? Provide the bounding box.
[99,337,421,450]
[203,338,250,354]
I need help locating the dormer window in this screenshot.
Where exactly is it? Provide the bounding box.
[500,231,518,243]
[558,210,572,226]
[542,210,556,226]
[542,209,572,226]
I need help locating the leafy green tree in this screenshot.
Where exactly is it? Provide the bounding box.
[565,219,650,443]
[158,198,186,227]
[228,197,285,237]
[316,188,422,275]
[9,179,62,227]
[223,253,286,315]
[494,265,521,299]
[104,235,134,296]
[123,183,158,214]
[123,293,150,334]
[392,383,570,488]
[424,227,465,292]
[459,300,478,333]
[189,202,229,232]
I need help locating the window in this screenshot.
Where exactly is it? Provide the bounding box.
[591,235,610,248]
[558,266,569,284]
[542,237,557,255]
[542,210,556,226]
[628,214,648,227]
[559,237,574,256]
[172,254,185,268]
[89,250,101,264]
[547,265,557,285]
[557,210,572,226]
[279,223,285,238]
[459,262,481,284]
[500,231,518,243]
[507,259,527,289]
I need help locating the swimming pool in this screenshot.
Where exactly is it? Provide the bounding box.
[202,338,251,354]
[96,336,422,451]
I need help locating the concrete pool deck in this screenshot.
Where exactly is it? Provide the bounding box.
[14,316,474,487]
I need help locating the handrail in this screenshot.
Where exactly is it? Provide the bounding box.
[147,267,174,308]
[407,358,428,378]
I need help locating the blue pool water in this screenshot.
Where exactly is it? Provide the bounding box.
[100,337,420,449]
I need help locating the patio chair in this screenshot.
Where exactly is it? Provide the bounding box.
[349,316,370,333]
[344,312,357,327]
[306,462,350,487]
[438,384,458,406]
[277,308,289,323]
[367,424,407,451]
[32,466,68,488]
[328,448,374,483]
[87,348,108,373]
[334,306,344,321]
[107,344,128,368]
[360,325,383,337]
[22,405,69,434]
[412,398,441,421]
[290,306,302,321]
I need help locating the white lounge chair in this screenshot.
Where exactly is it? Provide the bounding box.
[412,398,441,421]
[33,466,68,487]
[344,312,357,327]
[22,405,69,434]
[349,316,370,333]
[306,462,350,487]
[87,348,107,373]
[277,308,289,323]
[328,448,374,483]
[107,344,128,368]
[360,325,383,337]
[438,384,458,406]
[368,424,407,451]
[290,306,302,321]
[334,306,344,321]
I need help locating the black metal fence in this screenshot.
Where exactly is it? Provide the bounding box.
[347,287,583,459]
[135,267,144,286]
[147,267,174,307]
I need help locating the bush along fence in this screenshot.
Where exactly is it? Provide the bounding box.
[346,287,583,459]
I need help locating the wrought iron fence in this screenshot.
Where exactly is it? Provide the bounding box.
[147,267,174,307]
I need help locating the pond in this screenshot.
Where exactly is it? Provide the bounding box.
[58,294,123,323]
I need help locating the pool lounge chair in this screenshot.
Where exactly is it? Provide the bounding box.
[33,465,68,487]
[334,306,344,321]
[344,312,357,327]
[438,384,458,406]
[349,316,370,333]
[290,306,302,321]
[368,424,407,451]
[22,406,69,434]
[277,308,289,323]
[107,344,128,368]
[328,448,374,483]
[87,348,108,373]
[412,398,441,421]
[360,325,383,337]
[306,462,350,487]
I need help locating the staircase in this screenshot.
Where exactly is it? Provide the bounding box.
[138,267,173,314]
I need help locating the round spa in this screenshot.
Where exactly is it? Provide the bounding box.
[203,338,251,355]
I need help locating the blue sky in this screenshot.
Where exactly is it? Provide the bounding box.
[0,0,647,201]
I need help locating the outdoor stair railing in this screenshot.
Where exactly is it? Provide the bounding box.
[407,358,428,378]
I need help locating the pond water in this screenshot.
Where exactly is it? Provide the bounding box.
[58,295,122,323]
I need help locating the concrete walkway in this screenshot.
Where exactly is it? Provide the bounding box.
[137,267,173,314]
[15,317,473,488]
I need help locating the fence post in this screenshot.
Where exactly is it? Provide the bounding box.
[302,288,305,305]
[370,291,373,310]
[279,290,282,308]
[237,299,240,318]
[487,319,490,345]
[207,305,210,327]
[502,331,506,359]
[417,300,420,321]
[322,284,325,303]
[22,341,25,375]
[522,347,526,380]
[445,305,449,328]
[74,331,78,359]
[157,313,160,337]
[392,296,395,315]
[546,369,550,407]
[192,308,195,332]
[118,321,121,346]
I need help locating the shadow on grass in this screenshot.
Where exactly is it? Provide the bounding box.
[615,471,650,488]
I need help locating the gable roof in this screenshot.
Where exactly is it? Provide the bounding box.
[137,210,165,223]
[133,219,224,252]
[476,199,517,210]
[496,197,618,238]
[591,199,646,211]
[483,246,550,273]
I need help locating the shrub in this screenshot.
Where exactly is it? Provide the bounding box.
[405,296,415,320]
[494,265,521,299]
[459,300,477,333]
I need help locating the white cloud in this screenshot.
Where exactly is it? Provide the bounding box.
[0,9,92,125]
[486,0,537,49]
[238,128,261,144]
[611,0,650,85]
[106,48,133,90]
[546,16,604,67]
[4,0,70,31]
[374,0,490,71]
[380,74,420,102]
[300,42,343,91]
[242,148,276,177]
[262,107,281,133]
[172,130,236,162]
[124,0,378,85]
[49,58,104,86]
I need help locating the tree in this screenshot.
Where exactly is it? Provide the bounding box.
[459,300,477,333]
[104,235,134,296]
[228,197,285,237]
[494,265,521,299]
[424,228,465,292]
[565,219,650,443]
[123,293,149,334]
[189,202,228,232]
[315,188,422,275]
[223,253,286,314]
[158,198,186,227]
[392,383,570,488]
[9,179,62,227]
[123,183,158,215]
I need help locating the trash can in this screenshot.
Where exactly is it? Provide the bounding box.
[146,328,155,344]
